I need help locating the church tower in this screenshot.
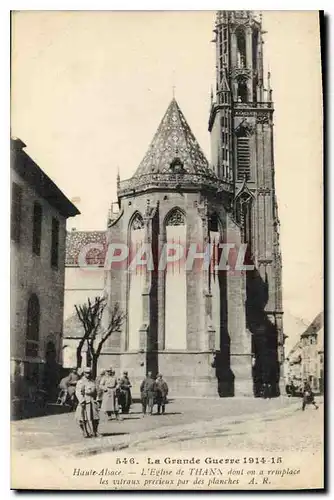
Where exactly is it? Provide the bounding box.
[209,10,284,396]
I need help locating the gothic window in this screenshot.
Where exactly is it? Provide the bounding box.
[237,80,248,103]
[236,123,251,180]
[223,27,228,54]
[131,212,144,230]
[165,207,186,350]
[128,211,145,351]
[45,341,56,364]
[25,294,40,358]
[252,30,258,70]
[236,29,246,67]
[165,208,185,227]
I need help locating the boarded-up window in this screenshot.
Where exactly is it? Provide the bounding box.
[237,137,250,180]
[165,209,187,350]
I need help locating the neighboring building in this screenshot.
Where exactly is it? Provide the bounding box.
[100,11,284,397]
[286,312,324,394]
[63,230,107,368]
[300,312,324,393]
[285,340,302,389]
[10,138,79,399]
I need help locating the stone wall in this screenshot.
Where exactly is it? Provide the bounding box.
[11,169,67,371]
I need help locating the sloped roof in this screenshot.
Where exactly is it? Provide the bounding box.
[11,138,80,218]
[133,98,211,178]
[63,313,84,338]
[65,231,107,266]
[301,311,324,338]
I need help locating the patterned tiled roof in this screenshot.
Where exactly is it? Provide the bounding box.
[133,98,211,178]
[65,231,107,266]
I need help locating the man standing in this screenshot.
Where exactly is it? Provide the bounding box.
[155,374,168,415]
[119,371,132,414]
[75,367,100,438]
[140,371,156,416]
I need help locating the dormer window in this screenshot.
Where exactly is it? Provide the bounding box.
[170,157,185,174]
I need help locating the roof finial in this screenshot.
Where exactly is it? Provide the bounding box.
[117,167,120,189]
[172,69,176,99]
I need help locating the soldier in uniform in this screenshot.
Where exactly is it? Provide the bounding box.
[75,367,100,438]
[119,371,132,414]
[95,369,106,409]
[140,371,156,416]
[155,374,168,415]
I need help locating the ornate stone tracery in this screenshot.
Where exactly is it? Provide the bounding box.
[165,208,186,227]
[131,212,144,230]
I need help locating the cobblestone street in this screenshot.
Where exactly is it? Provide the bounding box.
[132,398,324,454]
[12,396,324,490]
[12,396,305,457]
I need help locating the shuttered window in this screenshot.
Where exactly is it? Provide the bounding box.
[237,137,250,180]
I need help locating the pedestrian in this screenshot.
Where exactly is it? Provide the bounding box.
[66,368,79,409]
[140,371,156,416]
[75,367,100,438]
[155,374,168,415]
[100,368,120,420]
[263,382,272,399]
[302,381,319,411]
[118,371,132,414]
[95,369,106,409]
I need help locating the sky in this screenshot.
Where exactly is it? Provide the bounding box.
[11,11,323,351]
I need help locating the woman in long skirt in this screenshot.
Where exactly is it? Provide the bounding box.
[100,368,120,420]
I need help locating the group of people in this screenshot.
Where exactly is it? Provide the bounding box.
[59,367,169,438]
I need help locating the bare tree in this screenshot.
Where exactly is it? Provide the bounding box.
[75,296,125,378]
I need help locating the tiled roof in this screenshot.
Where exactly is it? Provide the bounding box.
[65,231,107,266]
[133,98,211,178]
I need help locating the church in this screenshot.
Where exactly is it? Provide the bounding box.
[66,10,284,397]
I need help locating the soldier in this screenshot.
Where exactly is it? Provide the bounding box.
[66,368,79,409]
[75,367,100,438]
[155,374,168,415]
[140,371,156,416]
[95,369,106,409]
[119,371,132,414]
